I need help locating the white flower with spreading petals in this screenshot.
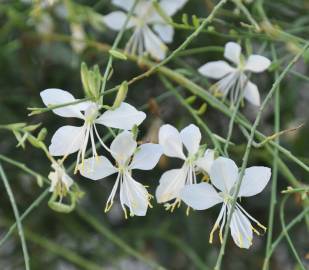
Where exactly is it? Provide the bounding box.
[40,88,146,171]
[180,157,271,249]
[80,131,162,217]
[103,0,188,60]
[198,42,271,106]
[48,162,73,195]
[156,124,215,210]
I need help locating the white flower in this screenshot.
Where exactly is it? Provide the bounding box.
[198,42,271,106]
[155,124,215,210]
[80,131,163,217]
[40,88,146,171]
[48,162,74,195]
[180,157,271,249]
[103,0,188,60]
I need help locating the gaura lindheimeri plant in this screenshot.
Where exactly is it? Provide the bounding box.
[198,42,271,106]
[180,157,271,249]
[40,88,146,172]
[80,131,163,217]
[103,0,188,60]
[156,124,215,211]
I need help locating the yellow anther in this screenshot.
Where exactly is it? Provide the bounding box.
[257,223,267,232]
[104,201,113,213]
[251,225,260,236]
[123,208,128,219]
[202,175,210,182]
[209,224,219,244]
[186,207,191,216]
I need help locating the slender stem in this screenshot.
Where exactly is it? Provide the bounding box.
[263,44,280,270]
[279,195,306,270]
[100,0,139,96]
[0,163,30,270]
[21,225,102,270]
[233,0,261,31]
[223,75,243,156]
[76,208,166,270]
[133,229,210,270]
[0,154,49,184]
[0,188,49,247]
[263,204,309,266]
[214,41,309,270]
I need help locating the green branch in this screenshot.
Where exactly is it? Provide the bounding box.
[0,163,30,270]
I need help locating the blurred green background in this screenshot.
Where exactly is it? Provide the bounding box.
[0,1,308,269]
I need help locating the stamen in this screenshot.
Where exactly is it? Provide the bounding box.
[105,173,120,213]
[237,203,267,232]
[93,124,112,153]
[209,204,226,244]
[186,206,191,216]
[164,198,181,212]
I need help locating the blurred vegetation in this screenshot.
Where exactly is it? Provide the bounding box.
[0,0,308,269]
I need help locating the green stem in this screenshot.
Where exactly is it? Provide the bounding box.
[279,195,306,270]
[24,227,103,270]
[0,154,49,184]
[0,163,30,270]
[263,204,309,267]
[76,208,166,270]
[100,0,139,96]
[0,188,49,247]
[263,44,280,270]
[233,0,261,31]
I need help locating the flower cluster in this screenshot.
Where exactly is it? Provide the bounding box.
[40,88,271,248]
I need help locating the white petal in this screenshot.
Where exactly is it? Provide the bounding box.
[243,80,260,106]
[224,42,241,65]
[62,174,74,190]
[209,157,239,193]
[245,55,271,73]
[195,149,215,173]
[230,207,253,249]
[159,0,188,16]
[143,26,167,60]
[102,11,135,31]
[40,88,84,118]
[153,24,174,43]
[96,102,146,130]
[159,124,185,159]
[211,72,237,96]
[79,156,117,180]
[238,166,271,197]
[112,0,134,11]
[198,61,235,79]
[110,131,137,165]
[180,182,223,210]
[120,173,149,216]
[130,143,162,170]
[49,125,85,156]
[156,167,187,203]
[180,124,201,155]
